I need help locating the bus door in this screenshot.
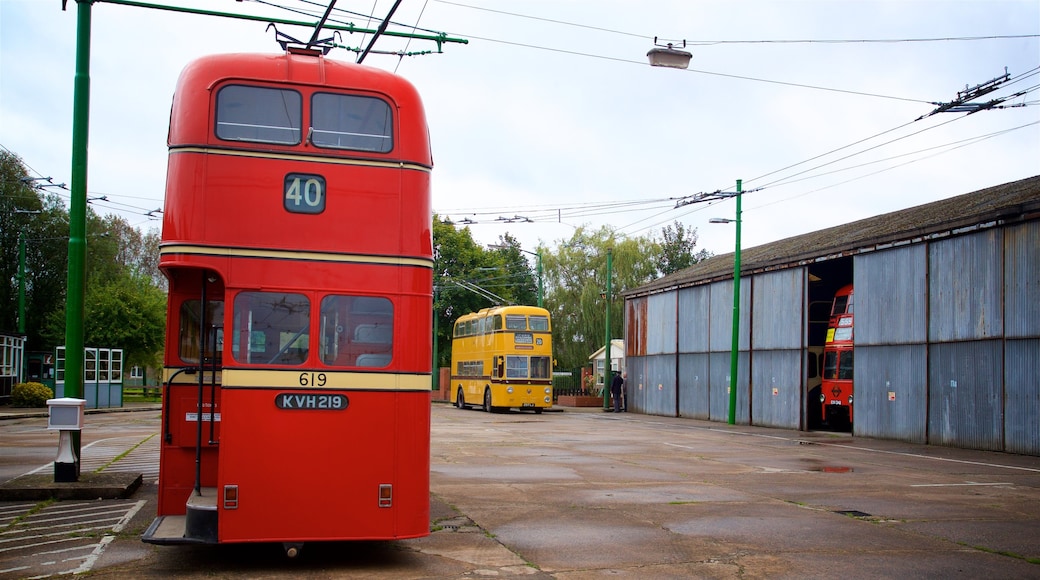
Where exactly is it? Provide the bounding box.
[159,271,224,518]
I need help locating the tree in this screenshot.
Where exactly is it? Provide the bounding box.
[1,149,167,374]
[540,225,661,370]
[432,217,531,369]
[656,221,712,276]
[83,273,166,372]
[485,233,539,307]
[0,151,70,351]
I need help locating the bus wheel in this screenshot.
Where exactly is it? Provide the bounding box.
[456,387,468,410]
[534,408,543,414]
[483,388,493,413]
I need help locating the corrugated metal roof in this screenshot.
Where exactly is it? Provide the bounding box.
[628,174,1040,297]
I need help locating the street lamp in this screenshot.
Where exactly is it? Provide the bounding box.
[646,40,692,69]
[709,180,743,425]
[487,244,543,308]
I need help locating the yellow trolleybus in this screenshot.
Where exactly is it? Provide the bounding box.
[451,305,553,413]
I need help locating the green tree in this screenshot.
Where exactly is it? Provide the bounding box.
[431,218,538,369]
[83,273,166,372]
[0,150,70,351]
[656,221,712,276]
[1,149,167,374]
[485,233,539,307]
[540,225,661,370]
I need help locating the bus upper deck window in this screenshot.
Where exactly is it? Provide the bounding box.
[529,316,549,331]
[311,93,393,153]
[832,295,848,317]
[216,85,302,145]
[505,315,526,331]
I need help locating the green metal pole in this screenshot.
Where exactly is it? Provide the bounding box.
[17,232,26,336]
[727,180,742,425]
[432,287,439,394]
[536,252,543,308]
[65,0,93,476]
[17,232,27,383]
[603,247,612,410]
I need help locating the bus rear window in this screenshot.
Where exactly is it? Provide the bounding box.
[311,93,393,153]
[319,295,393,368]
[231,292,310,365]
[216,85,302,145]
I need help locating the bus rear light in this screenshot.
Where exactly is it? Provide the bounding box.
[378,484,392,508]
[223,485,239,509]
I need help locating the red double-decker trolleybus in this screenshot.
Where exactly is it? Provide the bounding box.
[142,48,433,554]
[821,284,854,428]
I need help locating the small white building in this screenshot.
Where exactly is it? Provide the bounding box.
[588,339,625,390]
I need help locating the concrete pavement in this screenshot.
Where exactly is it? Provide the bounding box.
[0,402,1038,578]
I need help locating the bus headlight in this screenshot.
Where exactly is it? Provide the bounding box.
[820,393,825,403]
[506,386,514,394]
[545,387,551,394]
[848,395,854,405]
[544,396,551,403]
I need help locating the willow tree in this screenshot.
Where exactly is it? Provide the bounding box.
[540,225,661,370]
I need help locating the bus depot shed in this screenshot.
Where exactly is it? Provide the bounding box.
[623,175,1040,456]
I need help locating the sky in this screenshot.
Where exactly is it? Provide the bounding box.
[1,0,1038,262]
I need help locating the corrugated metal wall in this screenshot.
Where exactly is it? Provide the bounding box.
[751,349,801,428]
[856,245,927,346]
[748,269,805,428]
[626,297,648,357]
[647,293,677,355]
[752,269,804,350]
[678,353,710,419]
[928,340,1004,451]
[1005,339,1040,455]
[710,351,750,423]
[678,285,711,354]
[626,356,646,414]
[1005,221,1040,338]
[678,286,711,419]
[929,230,1003,342]
[854,247,927,440]
[641,293,678,416]
[854,345,927,443]
[927,231,1004,450]
[644,354,677,416]
[1004,221,1040,455]
[709,278,750,352]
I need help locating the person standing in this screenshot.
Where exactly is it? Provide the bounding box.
[610,372,626,412]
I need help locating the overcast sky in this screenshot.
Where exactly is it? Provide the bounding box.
[2,0,1037,260]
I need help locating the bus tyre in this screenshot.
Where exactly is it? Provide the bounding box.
[483,389,493,413]
[456,387,468,410]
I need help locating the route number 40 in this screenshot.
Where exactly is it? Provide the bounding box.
[284,173,326,214]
